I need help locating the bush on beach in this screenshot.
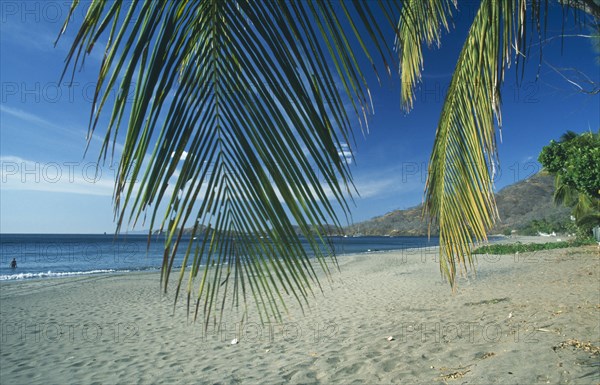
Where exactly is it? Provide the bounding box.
[473,239,596,255]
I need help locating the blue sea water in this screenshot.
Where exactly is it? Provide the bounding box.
[0,233,439,281]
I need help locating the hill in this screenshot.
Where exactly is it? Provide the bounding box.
[490,172,571,234]
[346,173,571,236]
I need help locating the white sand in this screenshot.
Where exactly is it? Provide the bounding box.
[1,244,598,384]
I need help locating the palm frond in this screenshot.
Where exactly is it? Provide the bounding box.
[575,212,600,228]
[396,0,456,111]
[422,0,519,287]
[420,0,596,286]
[572,193,600,226]
[554,174,580,206]
[559,130,579,142]
[58,0,396,323]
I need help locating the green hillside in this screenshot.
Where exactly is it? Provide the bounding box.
[346,173,571,236]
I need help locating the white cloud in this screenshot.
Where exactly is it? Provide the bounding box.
[2,105,127,158]
[352,165,425,200]
[0,105,87,141]
[171,150,188,160]
[0,105,56,128]
[0,18,58,54]
[338,142,353,165]
[0,155,116,196]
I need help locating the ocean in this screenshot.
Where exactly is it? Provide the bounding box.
[0,233,439,281]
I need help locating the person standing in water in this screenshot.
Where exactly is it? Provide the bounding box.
[9,258,17,269]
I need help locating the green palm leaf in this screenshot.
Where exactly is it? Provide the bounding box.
[397,0,595,286]
[58,0,395,323]
[422,0,518,286]
[396,0,455,111]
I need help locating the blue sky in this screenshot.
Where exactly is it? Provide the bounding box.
[1,2,598,234]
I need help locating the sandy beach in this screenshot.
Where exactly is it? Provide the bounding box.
[1,241,598,384]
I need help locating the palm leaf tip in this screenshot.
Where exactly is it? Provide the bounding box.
[424,0,513,287]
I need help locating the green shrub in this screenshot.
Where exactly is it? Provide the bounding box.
[473,239,595,255]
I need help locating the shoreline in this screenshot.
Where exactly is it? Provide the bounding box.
[1,244,598,384]
[0,235,571,283]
